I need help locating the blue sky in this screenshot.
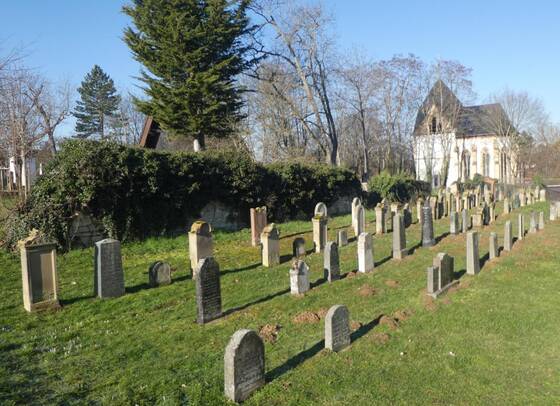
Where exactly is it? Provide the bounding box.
[2,0,560,135]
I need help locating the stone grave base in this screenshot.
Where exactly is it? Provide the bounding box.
[427,279,459,299]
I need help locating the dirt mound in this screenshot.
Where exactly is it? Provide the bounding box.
[385,279,400,288]
[423,296,437,312]
[350,321,363,331]
[357,284,376,297]
[315,308,329,319]
[371,332,390,345]
[259,324,281,344]
[293,311,321,324]
[393,309,414,322]
[379,315,399,330]
[346,271,357,279]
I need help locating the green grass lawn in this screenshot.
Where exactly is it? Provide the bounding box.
[1,201,559,405]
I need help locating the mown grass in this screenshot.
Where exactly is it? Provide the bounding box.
[0,201,558,405]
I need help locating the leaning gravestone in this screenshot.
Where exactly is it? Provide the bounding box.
[337,230,348,247]
[148,261,172,287]
[466,232,480,275]
[529,212,538,234]
[392,212,407,260]
[292,237,306,258]
[250,206,267,247]
[450,211,459,235]
[290,259,310,295]
[489,232,499,260]
[426,252,458,298]
[261,223,280,267]
[325,305,351,352]
[19,232,60,312]
[189,221,213,277]
[422,204,435,247]
[312,214,328,253]
[224,329,265,403]
[94,238,125,298]
[358,232,374,273]
[504,221,513,252]
[195,257,222,324]
[324,241,340,282]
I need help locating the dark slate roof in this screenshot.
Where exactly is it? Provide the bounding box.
[413,80,462,136]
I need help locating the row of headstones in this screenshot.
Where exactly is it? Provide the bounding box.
[224,304,352,402]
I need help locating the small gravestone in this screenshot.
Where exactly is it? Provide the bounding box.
[422,204,435,247]
[466,232,480,275]
[292,237,306,258]
[148,261,171,287]
[261,223,280,267]
[426,252,458,298]
[195,257,222,324]
[312,215,328,253]
[250,206,267,247]
[94,238,125,298]
[518,214,525,241]
[351,197,361,235]
[337,230,348,247]
[540,189,547,202]
[503,198,511,214]
[504,221,513,252]
[403,203,413,227]
[529,212,538,234]
[489,232,499,260]
[550,204,557,221]
[325,305,350,352]
[356,204,366,236]
[314,202,328,217]
[19,232,60,312]
[513,194,520,209]
[224,329,265,403]
[324,241,340,282]
[539,211,545,230]
[358,232,374,273]
[461,209,469,233]
[392,213,407,260]
[520,192,526,207]
[472,209,483,227]
[375,204,385,235]
[416,198,424,224]
[450,211,459,235]
[290,259,310,295]
[189,221,213,277]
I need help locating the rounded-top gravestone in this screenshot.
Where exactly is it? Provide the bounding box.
[148,261,172,287]
[314,202,328,218]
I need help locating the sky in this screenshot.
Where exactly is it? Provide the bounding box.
[2,0,560,136]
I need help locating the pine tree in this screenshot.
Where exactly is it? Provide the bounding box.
[73,65,121,139]
[123,0,258,150]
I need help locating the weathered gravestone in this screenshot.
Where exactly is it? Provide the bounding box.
[550,204,557,221]
[426,252,458,298]
[290,259,310,295]
[375,204,385,235]
[518,214,525,241]
[504,221,513,252]
[472,208,483,227]
[461,209,469,233]
[314,202,328,217]
[520,192,526,207]
[224,329,265,403]
[250,206,267,247]
[513,194,520,209]
[195,257,222,324]
[19,232,60,312]
[94,238,125,298]
[356,204,366,236]
[337,230,348,247]
[422,204,435,247]
[261,224,280,267]
[148,261,172,287]
[540,189,547,202]
[358,232,374,273]
[416,198,424,224]
[189,221,213,277]
[312,215,328,253]
[324,241,340,282]
[539,211,545,230]
[392,213,408,260]
[503,198,511,214]
[450,211,459,235]
[351,197,361,235]
[325,305,351,352]
[292,237,306,258]
[466,231,480,275]
[489,232,499,260]
[529,212,538,234]
[403,203,413,227]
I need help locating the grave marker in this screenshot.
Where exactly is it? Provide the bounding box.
[250,207,267,247]
[324,241,340,282]
[325,305,351,352]
[94,238,125,298]
[357,232,374,273]
[148,261,172,287]
[489,232,499,260]
[466,232,480,275]
[261,223,280,267]
[422,204,435,247]
[337,230,348,247]
[292,237,306,258]
[504,221,513,252]
[392,212,407,260]
[189,221,213,277]
[290,259,310,295]
[195,257,222,324]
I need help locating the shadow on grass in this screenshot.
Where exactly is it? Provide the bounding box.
[479,252,490,270]
[223,288,290,317]
[407,241,423,255]
[375,255,392,267]
[435,231,450,244]
[350,315,382,342]
[281,230,312,240]
[454,269,467,279]
[61,294,96,306]
[222,262,261,276]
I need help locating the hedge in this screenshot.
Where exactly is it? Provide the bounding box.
[367,171,431,203]
[3,140,361,250]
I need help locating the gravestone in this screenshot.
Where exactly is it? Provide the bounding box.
[337,230,348,247]
[518,214,525,241]
[520,192,526,207]
[312,215,328,253]
[324,241,340,282]
[392,213,407,260]
[351,197,361,235]
[224,329,265,403]
[472,209,483,227]
[19,233,60,312]
[358,232,374,273]
[250,206,267,247]
[529,212,537,234]
[94,238,125,298]
[375,204,385,235]
[189,221,213,277]
[466,232,480,275]
[539,211,545,230]
[513,194,520,209]
[550,204,557,221]
[422,204,435,247]
[450,211,459,235]
[292,237,306,258]
[503,198,511,214]
[356,205,366,236]
[430,196,438,220]
[416,198,424,224]
[403,203,413,227]
[290,259,310,295]
[504,221,513,252]
[261,223,280,267]
[325,305,351,352]
[489,232,499,260]
[426,252,457,298]
[148,261,172,287]
[314,202,328,217]
[195,257,222,324]
[461,209,469,233]
[540,189,547,202]
[489,203,495,224]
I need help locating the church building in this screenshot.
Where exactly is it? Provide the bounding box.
[413,80,517,188]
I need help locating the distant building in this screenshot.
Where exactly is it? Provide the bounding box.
[413,80,518,188]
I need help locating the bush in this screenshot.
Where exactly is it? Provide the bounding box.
[367,171,430,203]
[4,140,361,250]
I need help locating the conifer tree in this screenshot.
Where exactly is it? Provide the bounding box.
[73,65,121,138]
[123,0,258,151]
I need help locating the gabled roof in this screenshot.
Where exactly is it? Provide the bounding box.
[139,116,162,149]
[413,80,462,136]
[456,103,507,137]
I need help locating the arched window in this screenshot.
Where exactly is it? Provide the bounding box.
[462,151,471,179]
[431,117,437,134]
[482,150,490,177]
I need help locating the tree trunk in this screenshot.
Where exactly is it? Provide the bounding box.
[48,130,57,154]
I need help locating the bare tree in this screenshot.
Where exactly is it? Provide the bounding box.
[108,93,146,145]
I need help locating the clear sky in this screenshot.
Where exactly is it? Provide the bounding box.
[2,0,560,136]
